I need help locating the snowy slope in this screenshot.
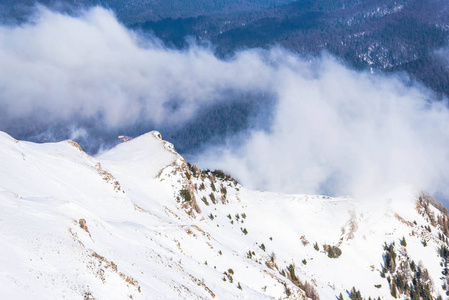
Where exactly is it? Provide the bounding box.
[0,130,448,299]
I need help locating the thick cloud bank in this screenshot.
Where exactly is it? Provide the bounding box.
[0,7,270,127]
[196,62,449,198]
[2,7,449,199]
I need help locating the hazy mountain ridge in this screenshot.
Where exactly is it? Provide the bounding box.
[2,131,449,299]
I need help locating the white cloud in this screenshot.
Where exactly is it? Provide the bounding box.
[0,6,272,127]
[196,57,449,198]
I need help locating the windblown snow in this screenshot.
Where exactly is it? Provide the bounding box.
[0,130,448,299]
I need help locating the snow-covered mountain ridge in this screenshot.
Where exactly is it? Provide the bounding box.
[0,130,448,299]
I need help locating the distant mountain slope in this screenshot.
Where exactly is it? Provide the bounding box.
[137,0,449,97]
[104,0,297,23]
[1,130,449,299]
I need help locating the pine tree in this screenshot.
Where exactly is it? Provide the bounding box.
[304,281,311,297]
[284,283,291,297]
[328,246,335,258]
[424,284,432,300]
[288,264,298,282]
[391,280,397,298]
[349,287,357,299]
[410,260,416,271]
[349,287,362,300]
[401,236,407,247]
[209,193,216,204]
[179,189,191,202]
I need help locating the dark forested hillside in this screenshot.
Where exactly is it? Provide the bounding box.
[0,0,296,24]
[136,0,449,97]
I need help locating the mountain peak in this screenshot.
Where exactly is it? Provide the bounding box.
[0,131,448,299]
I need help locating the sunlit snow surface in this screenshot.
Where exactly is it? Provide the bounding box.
[0,130,446,299]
